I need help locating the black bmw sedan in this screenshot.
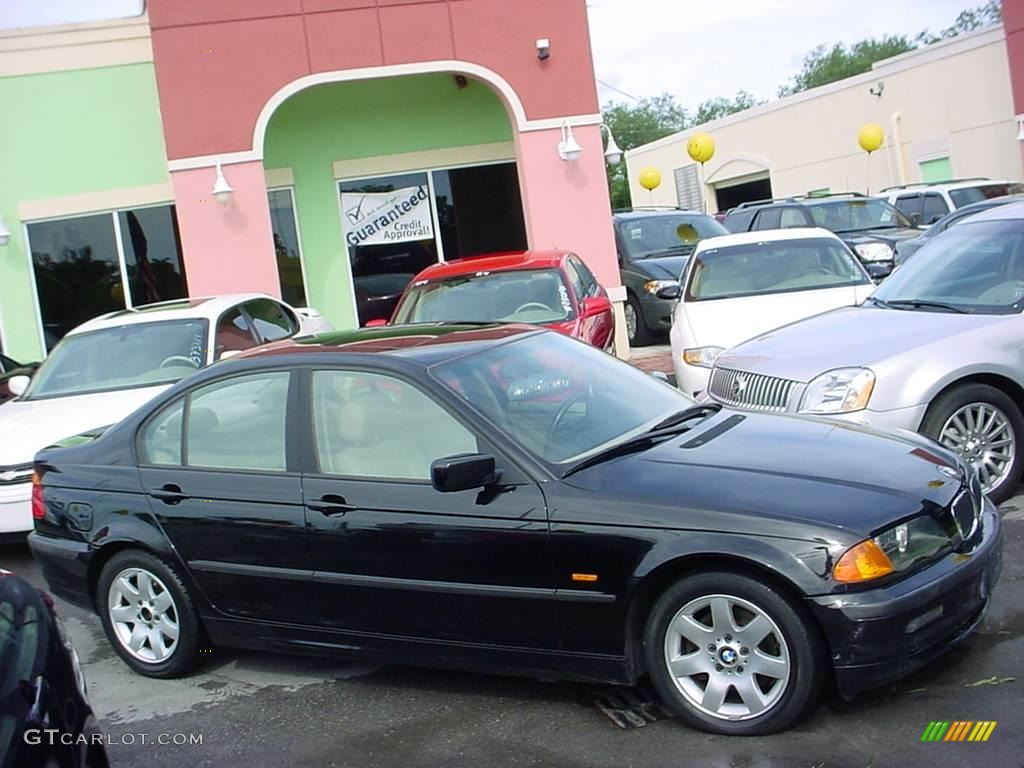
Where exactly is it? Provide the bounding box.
[28,325,1001,736]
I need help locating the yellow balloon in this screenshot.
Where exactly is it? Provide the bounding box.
[858,123,884,153]
[676,223,699,244]
[687,132,716,164]
[638,166,662,191]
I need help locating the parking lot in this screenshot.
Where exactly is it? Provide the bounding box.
[3,492,1021,768]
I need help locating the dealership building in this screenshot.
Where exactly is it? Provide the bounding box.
[627,19,1024,213]
[0,0,619,362]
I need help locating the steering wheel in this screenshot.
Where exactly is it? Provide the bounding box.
[159,355,200,370]
[514,302,554,314]
[547,387,592,442]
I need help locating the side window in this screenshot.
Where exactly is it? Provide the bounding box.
[141,400,184,465]
[563,259,587,301]
[244,299,298,343]
[723,210,754,233]
[779,208,808,228]
[894,194,922,218]
[752,207,781,230]
[187,372,290,471]
[922,194,949,224]
[571,256,601,296]
[215,308,259,358]
[312,370,478,480]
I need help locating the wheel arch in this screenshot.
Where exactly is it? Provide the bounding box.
[922,372,1024,428]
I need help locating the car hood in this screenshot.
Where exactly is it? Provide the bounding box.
[571,409,963,537]
[716,305,1010,381]
[0,386,168,465]
[843,227,922,245]
[634,256,688,281]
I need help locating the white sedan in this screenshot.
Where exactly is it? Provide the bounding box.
[668,228,877,396]
[0,294,330,539]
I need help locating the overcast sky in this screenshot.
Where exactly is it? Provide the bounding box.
[2,0,988,112]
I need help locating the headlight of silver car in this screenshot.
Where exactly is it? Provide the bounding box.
[799,368,875,414]
[873,516,951,572]
[643,279,678,295]
[853,242,894,262]
[682,346,726,368]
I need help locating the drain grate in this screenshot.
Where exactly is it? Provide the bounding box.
[592,685,673,729]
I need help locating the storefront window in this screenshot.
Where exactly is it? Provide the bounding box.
[338,163,527,325]
[28,205,187,351]
[268,189,307,308]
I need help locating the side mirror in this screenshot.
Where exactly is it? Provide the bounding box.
[865,263,892,282]
[581,296,611,316]
[431,453,498,493]
[365,318,389,328]
[6,375,30,397]
[655,284,682,300]
[908,212,923,227]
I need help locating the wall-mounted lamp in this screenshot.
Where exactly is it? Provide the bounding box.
[536,38,550,60]
[600,123,623,165]
[1017,115,1024,142]
[869,81,885,98]
[0,215,10,247]
[212,159,234,205]
[557,121,583,162]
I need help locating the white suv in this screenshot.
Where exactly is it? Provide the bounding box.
[0,294,331,539]
[883,178,1024,226]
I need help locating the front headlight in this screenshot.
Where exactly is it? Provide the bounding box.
[833,516,951,583]
[853,242,894,262]
[799,368,875,414]
[682,346,726,368]
[643,279,678,295]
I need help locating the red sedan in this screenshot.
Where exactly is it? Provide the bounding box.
[381,250,615,349]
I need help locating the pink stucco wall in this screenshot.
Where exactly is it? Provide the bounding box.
[170,162,282,298]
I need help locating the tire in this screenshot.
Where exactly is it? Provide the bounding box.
[96,550,203,678]
[643,572,825,736]
[920,383,1024,504]
[625,294,652,347]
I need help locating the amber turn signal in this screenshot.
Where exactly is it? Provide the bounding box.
[832,540,894,583]
[571,573,598,583]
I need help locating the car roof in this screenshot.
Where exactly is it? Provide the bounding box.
[411,251,568,281]
[885,179,1017,193]
[68,293,273,336]
[956,199,1024,223]
[613,208,705,220]
[234,322,542,367]
[694,227,840,250]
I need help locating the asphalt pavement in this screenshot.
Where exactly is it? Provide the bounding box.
[2,472,1022,768]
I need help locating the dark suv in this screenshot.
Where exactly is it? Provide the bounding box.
[613,208,728,345]
[723,193,921,278]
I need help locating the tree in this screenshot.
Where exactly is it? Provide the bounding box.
[692,90,764,126]
[778,35,916,96]
[602,94,688,209]
[919,0,1002,43]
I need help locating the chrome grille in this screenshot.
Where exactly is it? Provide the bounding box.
[708,367,796,412]
[949,472,982,548]
[0,463,32,486]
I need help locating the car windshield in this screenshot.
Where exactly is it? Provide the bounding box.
[805,198,913,233]
[687,237,868,301]
[430,331,690,464]
[24,319,208,399]
[392,269,574,325]
[872,218,1024,314]
[949,183,1024,208]
[619,214,727,259]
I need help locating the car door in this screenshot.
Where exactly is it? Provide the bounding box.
[567,255,614,348]
[300,367,559,649]
[922,193,950,225]
[137,369,311,622]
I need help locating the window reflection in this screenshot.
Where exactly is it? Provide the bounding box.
[118,207,188,306]
[268,190,307,308]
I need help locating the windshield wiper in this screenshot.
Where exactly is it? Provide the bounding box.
[883,299,968,314]
[563,404,721,477]
[863,296,893,309]
[637,245,690,260]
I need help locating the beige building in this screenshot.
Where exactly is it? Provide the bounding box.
[626,25,1023,213]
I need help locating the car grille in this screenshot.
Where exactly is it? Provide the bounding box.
[707,367,797,412]
[949,471,983,550]
[0,463,33,485]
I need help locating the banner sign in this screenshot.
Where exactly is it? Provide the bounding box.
[342,186,434,248]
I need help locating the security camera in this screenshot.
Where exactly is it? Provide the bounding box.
[536,38,550,61]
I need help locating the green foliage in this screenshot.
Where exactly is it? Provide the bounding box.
[692,90,764,126]
[778,36,916,97]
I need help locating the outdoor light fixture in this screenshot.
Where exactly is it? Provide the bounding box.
[558,121,583,162]
[212,159,234,204]
[0,215,10,247]
[1017,115,1024,142]
[601,123,623,164]
[536,38,550,60]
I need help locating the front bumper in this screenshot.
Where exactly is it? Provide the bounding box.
[0,481,32,537]
[28,532,95,611]
[808,500,1002,696]
[637,293,675,331]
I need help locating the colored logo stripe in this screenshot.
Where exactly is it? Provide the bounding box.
[922,721,949,741]
[970,721,997,742]
[921,721,996,742]
[945,721,972,741]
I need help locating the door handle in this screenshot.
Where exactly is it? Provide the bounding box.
[307,494,355,516]
[149,483,189,504]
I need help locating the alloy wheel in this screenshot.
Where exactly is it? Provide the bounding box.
[939,402,1015,492]
[107,567,180,663]
[624,302,638,341]
[663,594,791,721]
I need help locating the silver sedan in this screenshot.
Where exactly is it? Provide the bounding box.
[707,201,1024,502]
